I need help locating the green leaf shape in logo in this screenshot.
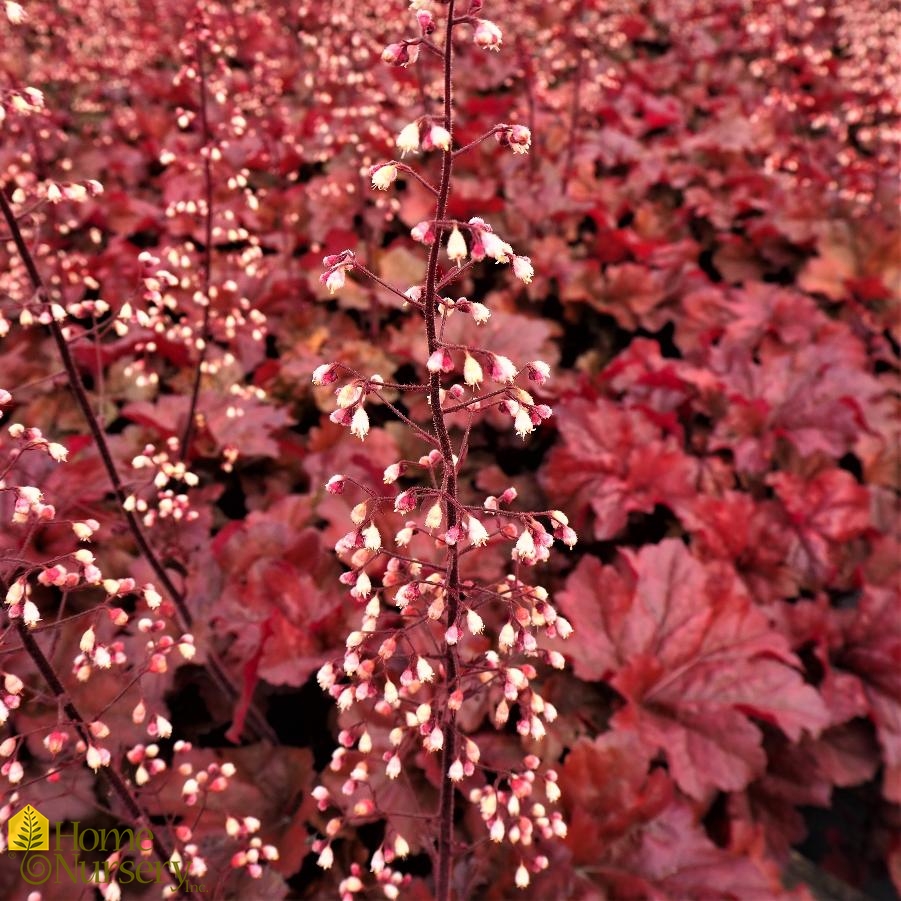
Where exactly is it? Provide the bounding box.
[12,806,44,851]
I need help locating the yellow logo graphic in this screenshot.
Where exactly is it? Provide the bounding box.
[8,805,49,852]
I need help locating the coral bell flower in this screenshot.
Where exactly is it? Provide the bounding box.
[396,122,420,156]
[370,163,398,190]
[381,42,419,67]
[446,226,467,263]
[427,124,452,152]
[473,19,502,51]
[507,125,531,154]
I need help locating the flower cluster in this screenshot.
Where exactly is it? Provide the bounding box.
[0,383,257,886]
[127,441,201,526]
[310,1,573,896]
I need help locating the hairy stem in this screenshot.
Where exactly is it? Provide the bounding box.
[180,40,215,459]
[420,4,459,899]
[560,10,585,196]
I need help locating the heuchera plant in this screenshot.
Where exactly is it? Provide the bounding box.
[1,0,899,898]
[0,5,280,895]
[310,2,573,897]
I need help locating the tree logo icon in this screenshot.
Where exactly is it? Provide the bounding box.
[8,805,49,852]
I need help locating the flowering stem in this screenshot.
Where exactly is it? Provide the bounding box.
[516,36,539,181]
[419,3,461,898]
[451,126,502,158]
[14,619,182,889]
[180,40,215,460]
[355,265,419,305]
[0,190,275,744]
[561,24,585,196]
[395,163,440,196]
[372,392,439,446]
[436,259,473,290]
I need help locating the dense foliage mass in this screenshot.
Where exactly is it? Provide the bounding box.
[0,0,898,898]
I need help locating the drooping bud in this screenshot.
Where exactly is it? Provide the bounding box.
[370,163,398,190]
[416,9,434,33]
[467,517,490,547]
[312,363,338,385]
[488,354,517,383]
[396,122,421,156]
[446,226,467,263]
[474,19,503,51]
[513,255,534,283]
[326,474,346,494]
[426,124,452,152]
[350,407,370,440]
[381,42,419,67]
[463,354,483,387]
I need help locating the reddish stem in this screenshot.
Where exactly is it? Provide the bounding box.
[180,40,215,460]
[420,4,460,899]
[561,19,585,196]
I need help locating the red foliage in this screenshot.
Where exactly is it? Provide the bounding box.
[0,0,898,897]
[558,541,829,798]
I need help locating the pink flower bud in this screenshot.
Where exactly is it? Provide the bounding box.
[394,489,417,513]
[488,354,517,383]
[411,220,436,244]
[312,363,338,385]
[425,124,452,152]
[381,42,419,67]
[426,348,454,373]
[473,19,502,51]
[498,124,532,154]
[322,250,353,268]
[416,9,434,32]
[527,360,551,383]
[330,407,353,426]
